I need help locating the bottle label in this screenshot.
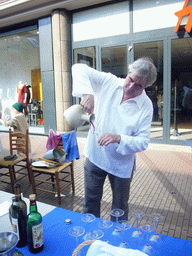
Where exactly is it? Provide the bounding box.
[12,217,20,239]
[32,222,44,249]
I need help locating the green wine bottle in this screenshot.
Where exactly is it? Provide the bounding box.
[9,184,28,248]
[27,194,44,253]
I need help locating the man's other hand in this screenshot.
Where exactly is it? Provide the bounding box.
[98,133,121,146]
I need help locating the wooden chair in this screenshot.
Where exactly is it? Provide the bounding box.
[31,139,75,204]
[0,128,35,192]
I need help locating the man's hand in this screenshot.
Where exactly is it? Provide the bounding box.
[80,94,94,114]
[98,133,121,146]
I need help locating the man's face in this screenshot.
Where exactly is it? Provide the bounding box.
[123,72,147,98]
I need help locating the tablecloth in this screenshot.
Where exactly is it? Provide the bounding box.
[17,207,192,256]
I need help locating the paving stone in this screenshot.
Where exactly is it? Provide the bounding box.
[0,132,192,241]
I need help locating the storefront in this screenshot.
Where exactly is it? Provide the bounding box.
[0,0,192,146]
[73,0,192,146]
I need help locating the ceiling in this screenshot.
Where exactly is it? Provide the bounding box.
[0,0,113,28]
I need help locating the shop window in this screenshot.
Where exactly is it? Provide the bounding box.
[0,29,43,128]
[73,47,96,68]
[101,46,127,78]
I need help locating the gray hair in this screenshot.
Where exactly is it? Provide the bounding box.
[128,57,157,88]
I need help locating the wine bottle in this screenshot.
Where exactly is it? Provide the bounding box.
[9,183,28,248]
[27,194,44,253]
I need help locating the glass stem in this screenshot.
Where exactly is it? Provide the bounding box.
[155,221,158,234]
[137,217,139,229]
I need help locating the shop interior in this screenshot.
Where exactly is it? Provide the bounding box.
[0,29,44,130]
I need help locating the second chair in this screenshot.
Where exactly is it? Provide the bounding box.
[31,139,75,204]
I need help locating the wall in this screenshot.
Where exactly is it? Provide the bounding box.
[133,0,184,33]
[72,0,185,41]
[72,1,130,42]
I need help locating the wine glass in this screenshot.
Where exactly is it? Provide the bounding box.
[139,222,156,255]
[110,208,124,223]
[98,219,113,230]
[83,229,104,241]
[81,213,96,224]
[98,219,113,242]
[148,213,164,243]
[131,209,145,238]
[116,220,132,248]
[69,226,85,255]
[81,213,96,241]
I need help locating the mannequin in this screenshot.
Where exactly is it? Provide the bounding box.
[17,81,28,116]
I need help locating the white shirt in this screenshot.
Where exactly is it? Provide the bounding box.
[72,64,153,178]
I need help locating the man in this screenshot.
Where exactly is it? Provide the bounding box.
[72,57,157,220]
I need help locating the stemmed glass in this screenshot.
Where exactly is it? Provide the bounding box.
[83,229,104,241]
[69,226,85,255]
[139,222,156,255]
[131,209,145,238]
[98,219,113,242]
[116,220,132,248]
[111,208,125,245]
[98,219,113,230]
[110,208,124,223]
[148,213,164,243]
[81,213,96,225]
[81,213,96,241]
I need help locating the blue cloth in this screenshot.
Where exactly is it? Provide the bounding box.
[61,130,80,161]
[18,207,192,256]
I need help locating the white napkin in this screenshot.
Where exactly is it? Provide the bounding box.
[86,240,148,256]
[0,201,11,217]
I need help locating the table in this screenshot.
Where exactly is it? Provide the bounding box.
[15,207,192,256]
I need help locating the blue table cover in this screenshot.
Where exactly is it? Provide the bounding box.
[17,207,192,256]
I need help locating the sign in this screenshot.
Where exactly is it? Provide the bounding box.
[175,0,192,33]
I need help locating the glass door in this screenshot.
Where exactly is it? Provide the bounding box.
[170,38,192,144]
[134,41,164,140]
[101,45,127,78]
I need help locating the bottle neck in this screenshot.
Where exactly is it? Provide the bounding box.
[29,200,37,213]
[14,194,22,201]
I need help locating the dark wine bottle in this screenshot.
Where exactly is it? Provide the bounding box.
[27,194,44,253]
[9,183,28,248]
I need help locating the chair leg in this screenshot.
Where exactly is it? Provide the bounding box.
[51,175,55,188]
[55,172,61,205]
[27,160,32,183]
[8,166,15,192]
[12,166,16,180]
[71,162,75,194]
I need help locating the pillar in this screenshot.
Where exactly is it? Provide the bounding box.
[52,9,72,132]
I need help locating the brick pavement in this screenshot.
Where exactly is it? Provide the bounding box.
[0,131,192,241]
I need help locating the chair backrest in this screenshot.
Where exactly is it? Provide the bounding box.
[9,128,29,157]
